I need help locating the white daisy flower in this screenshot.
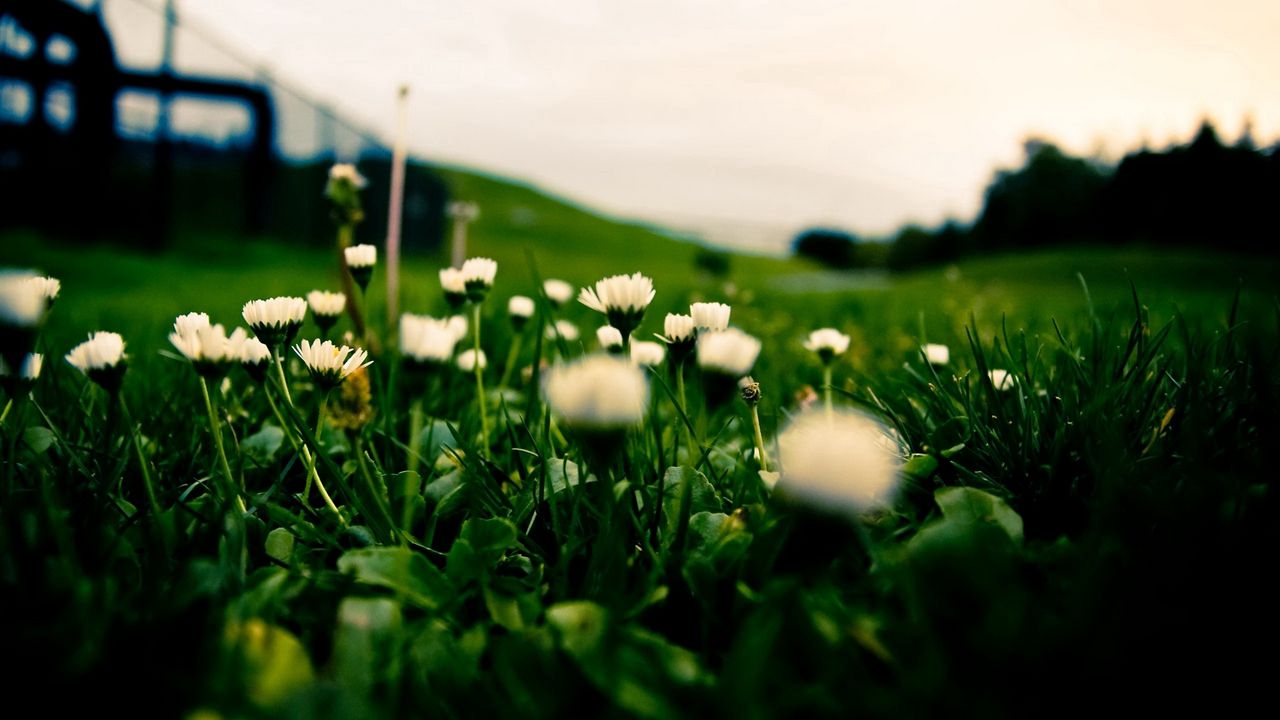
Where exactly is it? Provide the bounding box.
[461,257,498,301]
[543,354,648,430]
[0,353,42,392]
[989,369,1016,391]
[546,319,580,342]
[446,314,469,340]
[400,313,461,365]
[329,163,368,189]
[0,270,47,328]
[307,290,347,334]
[456,348,487,372]
[630,340,666,367]
[697,327,762,377]
[690,302,731,332]
[66,331,127,391]
[656,313,696,363]
[26,275,60,306]
[543,279,573,308]
[173,312,210,338]
[230,331,271,382]
[344,244,376,269]
[596,325,624,353]
[293,338,371,390]
[578,272,655,341]
[440,267,467,308]
[170,314,237,377]
[804,328,851,364]
[775,407,902,515]
[242,296,307,348]
[923,343,950,366]
[508,295,535,330]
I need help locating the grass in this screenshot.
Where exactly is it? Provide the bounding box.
[3,223,1279,717]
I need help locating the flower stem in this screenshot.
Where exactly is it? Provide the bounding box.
[499,333,523,389]
[199,377,246,513]
[0,398,12,426]
[472,303,490,456]
[749,403,771,473]
[406,397,424,476]
[822,365,834,419]
[312,392,345,524]
[117,393,161,521]
[674,361,696,458]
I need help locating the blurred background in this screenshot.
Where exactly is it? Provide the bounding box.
[2,0,1278,272]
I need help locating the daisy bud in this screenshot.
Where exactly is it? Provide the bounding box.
[456,348,487,373]
[630,340,666,367]
[328,163,368,190]
[326,164,367,225]
[543,354,648,431]
[803,328,850,365]
[439,267,467,310]
[739,375,761,405]
[922,343,950,366]
[344,245,377,291]
[0,270,47,371]
[508,295,535,331]
[461,257,498,303]
[690,302,731,332]
[242,297,307,348]
[597,325,624,354]
[543,279,573,309]
[307,290,347,336]
[775,407,902,515]
[547,319,580,342]
[578,272,655,342]
[66,331,127,393]
[293,338,372,391]
[989,369,1016,391]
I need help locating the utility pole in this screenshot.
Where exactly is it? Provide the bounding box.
[385,85,409,329]
[447,200,479,267]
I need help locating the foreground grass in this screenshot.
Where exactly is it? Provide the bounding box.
[2,233,1279,717]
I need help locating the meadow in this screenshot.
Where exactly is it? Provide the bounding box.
[2,208,1278,718]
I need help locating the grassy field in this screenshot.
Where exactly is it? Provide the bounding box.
[3,216,1279,718]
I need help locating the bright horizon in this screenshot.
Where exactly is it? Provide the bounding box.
[113,0,1280,251]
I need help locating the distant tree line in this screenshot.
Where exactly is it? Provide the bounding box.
[793,120,1280,271]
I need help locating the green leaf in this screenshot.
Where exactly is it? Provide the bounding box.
[446,517,518,584]
[22,426,55,454]
[660,466,721,548]
[264,528,294,563]
[902,453,940,481]
[241,425,284,466]
[929,416,970,457]
[934,486,1024,544]
[337,546,453,610]
[418,419,459,462]
[224,619,315,708]
[545,458,595,495]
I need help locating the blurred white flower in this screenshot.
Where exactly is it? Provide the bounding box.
[0,352,42,380]
[173,312,211,338]
[690,302,731,332]
[697,327,762,377]
[775,407,902,514]
[544,354,648,430]
[0,270,47,327]
[439,267,466,295]
[804,328,850,361]
[547,319,580,342]
[578,272,655,317]
[456,348,487,372]
[989,369,1016,391]
[242,297,307,347]
[26,275,60,304]
[293,338,371,389]
[630,340,666,367]
[446,314,469,340]
[400,313,461,364]
[329,163,368,189]
[461,257,498,293]
[170,314,237,374]
[67,331,126,372]
[543,278,573,307]
[661,313,696,343]
[508,295,535,319]
[344,244,377,269]
[596,325,623,351]
[232,331,271,381]
[923,343,950,365]
[308,290,347,318]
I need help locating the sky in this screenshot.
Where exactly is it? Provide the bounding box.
[103,0,1280,253]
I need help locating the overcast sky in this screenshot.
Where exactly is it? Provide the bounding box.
[109,0,1280,251]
